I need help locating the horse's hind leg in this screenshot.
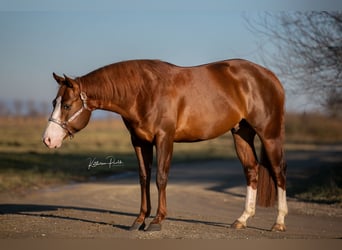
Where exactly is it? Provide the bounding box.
[260,137,288,232]
[231,121,259,229]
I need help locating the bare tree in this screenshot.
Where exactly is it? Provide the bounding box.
[13,100,23,117]
[27,100,39,117]
[246,12,342,117]
[39,101,50,117]
[0,100,9,117]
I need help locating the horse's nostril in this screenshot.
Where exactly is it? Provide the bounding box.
[43,137,51,147]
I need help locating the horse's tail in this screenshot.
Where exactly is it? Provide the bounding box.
[256,145,277,207]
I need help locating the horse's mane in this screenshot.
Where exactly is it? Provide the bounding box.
[77,60,173,103]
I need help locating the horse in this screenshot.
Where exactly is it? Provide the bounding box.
[42,59,288,232]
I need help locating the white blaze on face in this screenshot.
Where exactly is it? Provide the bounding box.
[42,96,67,148]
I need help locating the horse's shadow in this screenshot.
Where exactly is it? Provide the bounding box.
[0,204,133,230]
[0,203,270,232]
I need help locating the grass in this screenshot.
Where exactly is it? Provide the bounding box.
[0,117,126,193]
[0,116,236,194]
[287,163,342,204]
[285,112,342,144]
[0,113,341,203]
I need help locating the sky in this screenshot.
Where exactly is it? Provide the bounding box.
[1,0,341,115]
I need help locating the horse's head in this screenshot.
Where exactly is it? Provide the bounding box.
[42,73,92,148]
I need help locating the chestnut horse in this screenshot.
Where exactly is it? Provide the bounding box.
[42,59,287,232]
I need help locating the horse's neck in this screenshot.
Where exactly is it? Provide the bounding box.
[79,72,133,118]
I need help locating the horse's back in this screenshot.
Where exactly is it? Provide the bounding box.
[171,59,284,142]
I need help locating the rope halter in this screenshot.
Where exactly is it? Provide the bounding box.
[48,91,92,139]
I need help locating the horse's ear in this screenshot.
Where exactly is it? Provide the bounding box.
[63,74,78,89]
[52,72,65,85]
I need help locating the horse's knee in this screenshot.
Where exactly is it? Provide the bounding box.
[139,174,150,186]
[156,173,168,189]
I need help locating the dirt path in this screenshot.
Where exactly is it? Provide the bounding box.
[1,156,341,239]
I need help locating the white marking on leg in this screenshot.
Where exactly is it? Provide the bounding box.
[42,96,66,148]
[276,187,288,225]
[237,186,257,226]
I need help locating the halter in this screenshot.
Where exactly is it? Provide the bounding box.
[48,91,92,139]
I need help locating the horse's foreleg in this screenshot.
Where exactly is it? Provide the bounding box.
[231,125,258,229]
[130,139,153,231]
[146,133,173,231]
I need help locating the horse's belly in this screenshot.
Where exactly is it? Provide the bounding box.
[173,91,244,142]
[173,115,239,142]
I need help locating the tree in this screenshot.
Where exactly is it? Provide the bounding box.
[246,12,342,117]
[13,100,23,117]
[27,100,39,117]
[0,100,9,117]
[39,101,50,117]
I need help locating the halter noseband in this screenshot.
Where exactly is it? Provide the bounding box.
[48,91,92,139]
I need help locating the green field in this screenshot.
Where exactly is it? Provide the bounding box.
[0,113,341,203]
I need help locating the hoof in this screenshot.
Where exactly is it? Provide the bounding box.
[146,223,162,232]
[129,221,145,231]
[271,223,286,232]
[231,220,246,230]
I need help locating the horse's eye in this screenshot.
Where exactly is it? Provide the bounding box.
[63,104,71,110]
